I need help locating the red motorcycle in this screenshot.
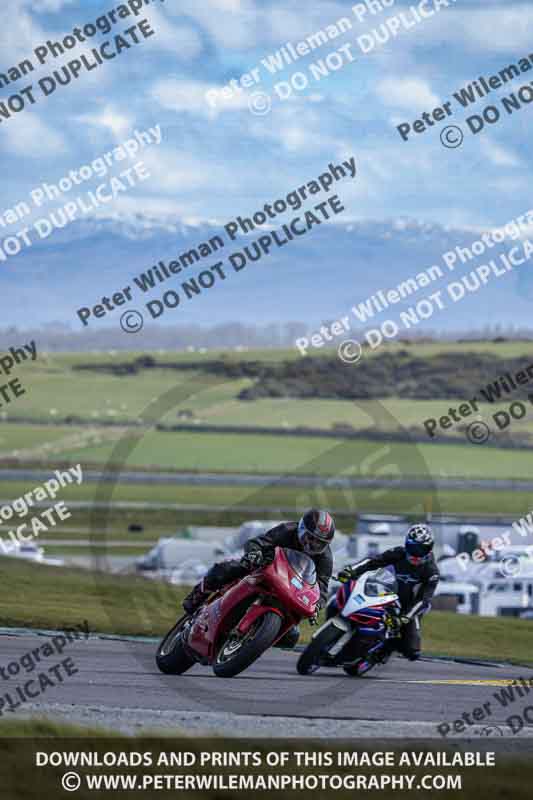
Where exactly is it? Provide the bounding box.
[156,547,320,678]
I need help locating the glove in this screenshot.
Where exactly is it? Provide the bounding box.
[241,550,267,570]
[337,566,357,583]
[309,603,323,626]
[385,612,402,635]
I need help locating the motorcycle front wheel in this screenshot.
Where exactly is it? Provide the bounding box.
[296,623,344,675]
[156,617,195,675]
[213,611,282,678]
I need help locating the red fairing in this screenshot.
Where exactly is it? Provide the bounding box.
[259,549,320,617]
[186,548,320,664]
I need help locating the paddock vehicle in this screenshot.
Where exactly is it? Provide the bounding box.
[156,547,320,678]
[297,568,401,677]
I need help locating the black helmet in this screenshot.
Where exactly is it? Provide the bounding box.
[405,524,434,565]
[297,509,335,555]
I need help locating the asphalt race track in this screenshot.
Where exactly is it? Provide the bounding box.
[2,633,533,739]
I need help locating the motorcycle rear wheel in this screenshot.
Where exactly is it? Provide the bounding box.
[213,611,282,678]
[156,617,195,675]
[296,624,343,675]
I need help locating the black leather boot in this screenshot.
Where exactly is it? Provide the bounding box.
[183,582,210,615]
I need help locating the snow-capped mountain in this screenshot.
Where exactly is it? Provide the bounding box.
[3,213,532,330]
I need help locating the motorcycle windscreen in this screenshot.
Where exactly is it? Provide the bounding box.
[284,548,317,586]
[363,567,398,597]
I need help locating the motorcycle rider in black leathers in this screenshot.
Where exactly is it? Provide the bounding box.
[183,509,336,646]
[337,524,439,661]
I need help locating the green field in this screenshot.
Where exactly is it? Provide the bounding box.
[3,421,533,482]
[1,477,533,541]
[3,345,533,486]
[1,345,533,543]
[56,431,533,479]
[6,345,533,437]
[1,477,533,534]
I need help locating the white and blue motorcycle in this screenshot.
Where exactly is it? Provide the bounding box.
[297,568,402,677]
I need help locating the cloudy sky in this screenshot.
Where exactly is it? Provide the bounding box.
[1,0,531,232]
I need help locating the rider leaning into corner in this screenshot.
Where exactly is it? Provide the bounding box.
[337,524,440,662]
[183,509,336,647]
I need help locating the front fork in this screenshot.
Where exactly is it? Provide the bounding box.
[312,616,354,660]
[236,598,284,635]
[312,616,390,665]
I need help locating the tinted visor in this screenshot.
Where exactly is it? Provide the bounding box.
[406,540,432,558]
